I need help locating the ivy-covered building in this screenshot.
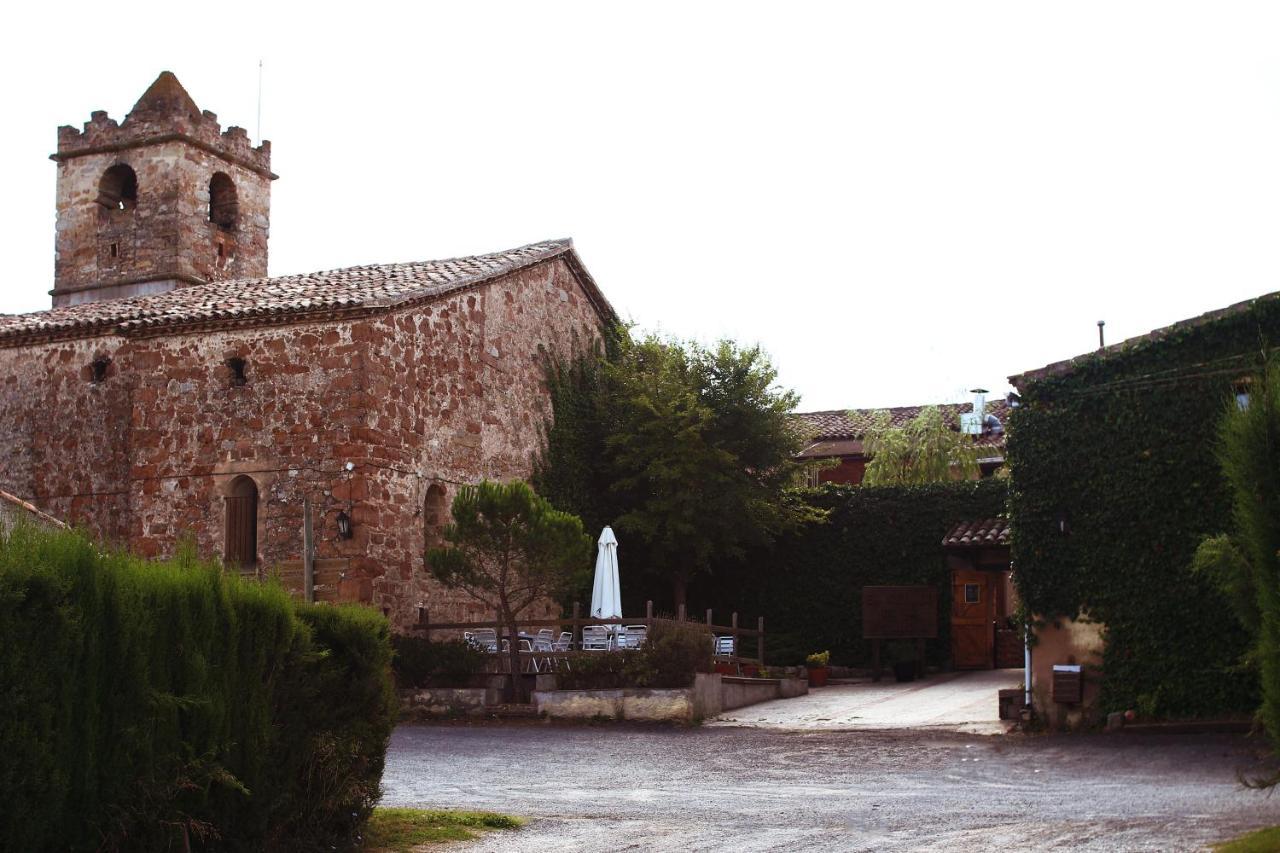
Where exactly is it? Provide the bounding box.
[1008,294,1273,725]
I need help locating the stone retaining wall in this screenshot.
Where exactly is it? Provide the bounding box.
[399,672,809,723]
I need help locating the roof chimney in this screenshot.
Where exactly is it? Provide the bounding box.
[961,388,988,435]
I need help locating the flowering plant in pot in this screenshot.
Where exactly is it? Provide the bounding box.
[805,650,831,686]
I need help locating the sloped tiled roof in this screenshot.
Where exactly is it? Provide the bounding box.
[793,399,1011,451]
[0,239,613,346]
[943,518,1010,548]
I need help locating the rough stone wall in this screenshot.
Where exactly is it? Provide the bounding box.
[0,257,605,630]
[53,110,271,306]
[360,256,604,630]
[0,334,133,542]
[0,324,355,562]
[122,322,370,571]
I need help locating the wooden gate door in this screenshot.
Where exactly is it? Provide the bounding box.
[951,569,994,669]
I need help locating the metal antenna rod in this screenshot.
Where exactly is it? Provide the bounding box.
[1097,320,1106,350]
[256,60,263,142]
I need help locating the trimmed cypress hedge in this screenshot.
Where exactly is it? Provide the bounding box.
[698,480,1009,666]
[1008,296,1276,719]
[0,524,397,852]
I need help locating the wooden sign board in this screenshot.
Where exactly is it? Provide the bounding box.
[862,585,938,639]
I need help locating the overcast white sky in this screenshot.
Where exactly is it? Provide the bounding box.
[4,1,1278,410]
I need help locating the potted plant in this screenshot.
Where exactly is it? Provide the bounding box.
[883,640,919,683]
[805,650,831,687]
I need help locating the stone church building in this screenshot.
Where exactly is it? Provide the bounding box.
[0,72,614,629]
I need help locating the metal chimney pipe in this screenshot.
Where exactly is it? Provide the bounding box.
[1097,320,1106,350]
[967,388,988,434]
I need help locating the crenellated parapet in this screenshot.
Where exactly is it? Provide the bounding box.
[52,72,274,179]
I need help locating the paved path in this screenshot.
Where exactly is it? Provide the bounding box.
[711,669,1022,735]
[382,725,1280,852]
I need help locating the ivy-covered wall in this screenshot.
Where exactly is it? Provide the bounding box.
[1007,295,1277,718]
[697,480,1009,666]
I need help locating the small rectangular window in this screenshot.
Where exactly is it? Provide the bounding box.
[964,583,981,604]
[109,243,119,259]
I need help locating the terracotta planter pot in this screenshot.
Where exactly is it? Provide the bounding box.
[714,661,737,675]
[740,665,759,678]
[807,666,830,687]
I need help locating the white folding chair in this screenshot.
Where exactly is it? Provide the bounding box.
[625,625,648,649]
[582,625,611,651]
[474,628,498,653]
[550,631,574,671]
[715,635,736,656]
[518,637,543,673]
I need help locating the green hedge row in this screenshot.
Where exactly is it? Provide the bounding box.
[696,480,1009,667]
[0,524,397,852]
[1007,296,1276,718]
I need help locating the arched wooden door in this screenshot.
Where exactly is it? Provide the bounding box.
[224,475,258,570]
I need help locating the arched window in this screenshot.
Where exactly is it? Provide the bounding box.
[225,476,258,569]
[423,484,447,569]
[97,164,138,211]
[208,172,239,229]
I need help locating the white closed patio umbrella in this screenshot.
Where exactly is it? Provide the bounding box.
[590,526,622,622]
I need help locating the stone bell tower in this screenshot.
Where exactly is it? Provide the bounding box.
[50,71,276,308]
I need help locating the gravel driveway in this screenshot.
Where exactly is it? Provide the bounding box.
[382,724,1280,852]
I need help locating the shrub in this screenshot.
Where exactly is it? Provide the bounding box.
[267,603,398,850]
[0,524,396,852]
[556,620,712,690]
[556,651,635,690]
[392,636,487,688]
[636,619,712,688]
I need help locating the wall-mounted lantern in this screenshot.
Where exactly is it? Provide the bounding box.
[336,510,353,540]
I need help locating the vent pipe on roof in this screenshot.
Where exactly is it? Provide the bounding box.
[1098,320,1106,350]
[961,388,988,435]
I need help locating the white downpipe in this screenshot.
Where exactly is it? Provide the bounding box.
[1024,623,1032,710]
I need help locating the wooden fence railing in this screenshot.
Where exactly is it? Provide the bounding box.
[419,600,765,670]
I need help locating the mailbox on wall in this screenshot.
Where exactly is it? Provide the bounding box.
[1052,664,1083,704]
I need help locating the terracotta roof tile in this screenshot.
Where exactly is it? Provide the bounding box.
[793,400,1011,451]
[0,239,612,345]
[943,518,1010,548]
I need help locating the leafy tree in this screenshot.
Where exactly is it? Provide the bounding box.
[860,406,982,486]
[535,330,812,610]
[1195,366,1280,781]
[427,480,592,702]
